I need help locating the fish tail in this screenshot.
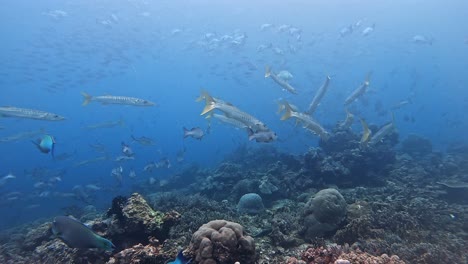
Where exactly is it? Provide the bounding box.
[195,89,209,102]
[280,102,293,121]
[81,92,92,106]
[183,127,189,138]
[200,94,216,115]
[364,71,372,86]
[265,65,271,78]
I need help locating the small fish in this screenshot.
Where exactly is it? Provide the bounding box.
[73,156,108,167]
[339,25,353,38]
[265,66,298,94]
[391,99,412,110]
[0,106,65,121]
[85,184,101,191]
[121,142,134,157]
[168,250,192,264]
[183,127,204,140]
[128,169,137,178]
[362,24,375,36]
[155,158,171,169]
[115,155,135,162]
[412,35,433,45]
[0,172,16,187]
[111,166,123,185]
[131,135,155,146]
[52,215,115,251]
[247,129,277,143]
[81,92,155,107]
[32,135,56,157]
[143,162,157,172]
[84,118,125,129]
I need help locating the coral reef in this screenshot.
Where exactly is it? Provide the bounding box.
[187,220,257,264]
[237,193,265,215]
[301,188,347,240]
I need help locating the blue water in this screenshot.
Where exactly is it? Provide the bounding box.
[0,0,467,229]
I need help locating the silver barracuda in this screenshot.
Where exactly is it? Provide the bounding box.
[81,92,155,106]
[265,66,298,94]
[0,106,65,121]
[306,75,331,115]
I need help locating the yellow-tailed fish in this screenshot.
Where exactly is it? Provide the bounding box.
[344,72,372,106]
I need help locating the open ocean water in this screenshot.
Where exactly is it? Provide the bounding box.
[0,1,467,263]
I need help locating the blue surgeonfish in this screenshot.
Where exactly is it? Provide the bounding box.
[52,215,115,251]
[168,250,192,264]
[32,135,55,157]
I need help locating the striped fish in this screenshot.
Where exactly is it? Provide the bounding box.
[81,92,155,106]
[0,106,65,121]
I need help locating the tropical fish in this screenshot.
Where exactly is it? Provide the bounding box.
[344,72,372,106]
[52,215,115,251]
[168,250,192,264]
[247,128,277,143]
[306,75,331,115]
[281,102,330,141]
[84,118,125,129]
[0,106,65,121]
[183,127,204,140]
[265,66,298,94]
[81,92,155,106]
[32,135,55,157]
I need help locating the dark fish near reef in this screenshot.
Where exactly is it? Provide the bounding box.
[183,127,204,140]
[168,250,192,264]
[52,215,115,251]
[32,135,55,157]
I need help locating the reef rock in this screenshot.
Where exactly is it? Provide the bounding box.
[301,188,347,240]
[187,220,257,264]
[237,193,265,215]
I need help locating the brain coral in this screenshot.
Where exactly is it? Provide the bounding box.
[188,220,256,264]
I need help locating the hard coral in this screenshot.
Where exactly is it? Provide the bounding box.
[188,220,256,264]
[107,243,164,264]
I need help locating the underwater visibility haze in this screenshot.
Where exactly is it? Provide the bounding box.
[0,0,467,263]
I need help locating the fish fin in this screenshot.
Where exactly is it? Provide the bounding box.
[265,65,271,78]
[246,128,254,141]
[81,92,92,106]
[200,94,216,115]
[280,102,293,121]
